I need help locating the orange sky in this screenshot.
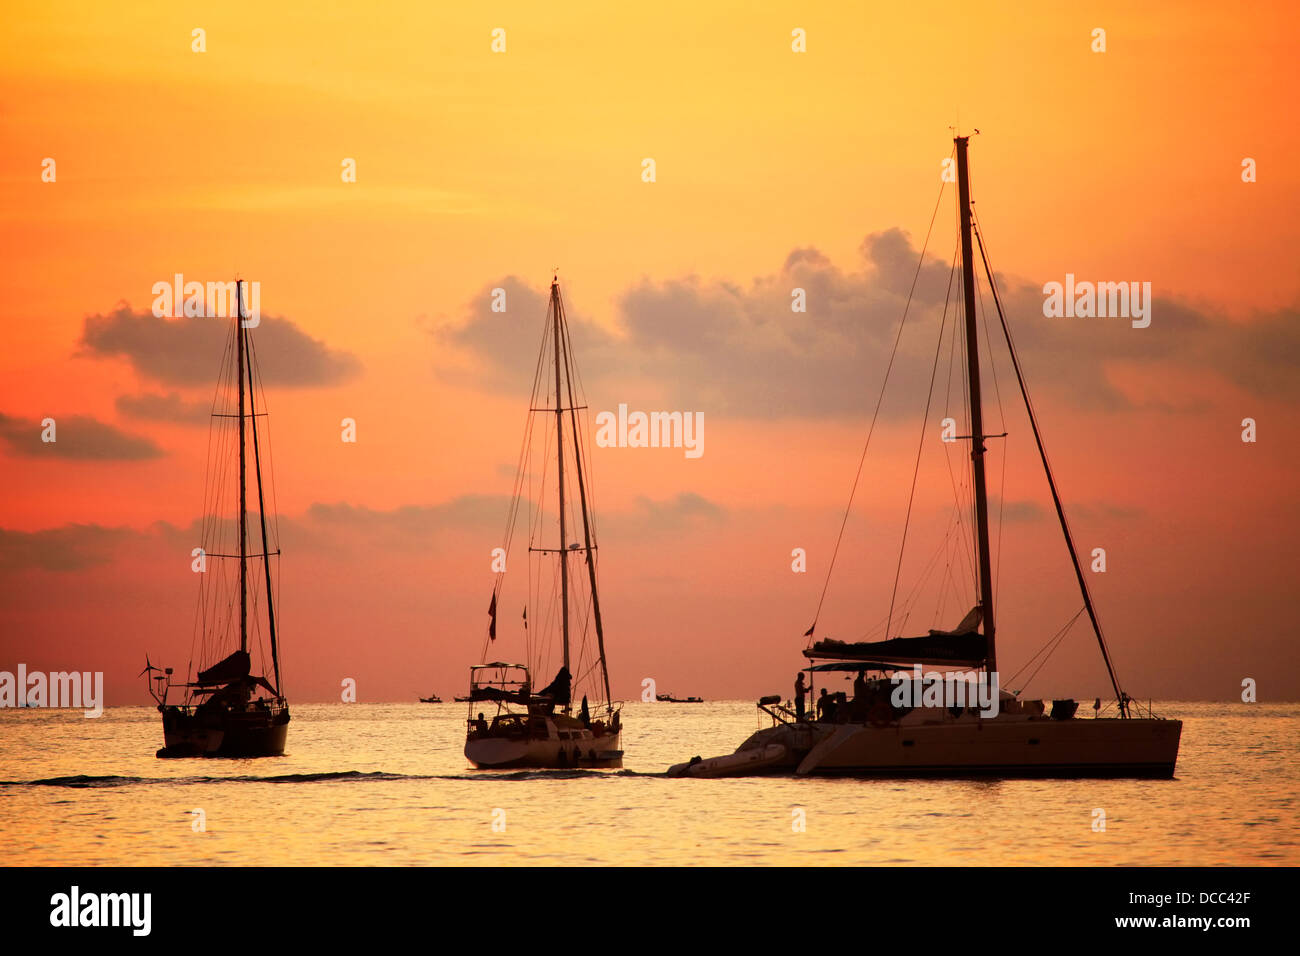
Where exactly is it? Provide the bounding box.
[2,1,1298,705]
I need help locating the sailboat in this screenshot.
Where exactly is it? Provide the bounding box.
[669,136,1182,779]
[146,279,290,758]
[463,277,623,769]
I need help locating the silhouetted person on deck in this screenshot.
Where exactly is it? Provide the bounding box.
[794,672,808,720]
[580,695,590,727]
[853,671,869,720]
[817,688,839,722]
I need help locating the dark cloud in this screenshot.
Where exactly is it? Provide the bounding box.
[0,524,140,571]
[0,412,162,460]
[115,391,210,424]
[434,276,616,393]
[0,491,727,574]
[996,499,1047,523]
[80,305,360,386]
[1070,502,1147,523]
[629,492,726,528]
[302,496,512,547]
[439,232,1300,418]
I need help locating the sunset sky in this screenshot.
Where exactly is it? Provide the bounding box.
[2,0,1297,705]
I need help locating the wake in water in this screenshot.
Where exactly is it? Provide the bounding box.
[1,769,660,789]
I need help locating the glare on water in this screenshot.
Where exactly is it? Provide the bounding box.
[0,701,1294,866]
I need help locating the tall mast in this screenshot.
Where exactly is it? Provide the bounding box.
[955,136,997,675]
[243,295,281,695]
[555,285,612,707]
[551,278,571,687]
[236,279,248,655]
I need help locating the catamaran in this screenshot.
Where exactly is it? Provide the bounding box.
[463,277,623,769]
[145,279,290,758]
[669,136,1182,779]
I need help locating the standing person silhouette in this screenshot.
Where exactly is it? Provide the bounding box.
[794,672,808,720]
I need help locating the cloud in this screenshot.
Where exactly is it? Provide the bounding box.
[996,499,1047,523]
[433,275,616,392]
[0,412,162,460]
[631,492,726,527]
[0,491,728,575]
[115,391,210,424]
[438,232,1300,418]
[0,524,141,571]
[79,305,361,386]
[302,496,512,547]
[433,230,990,418]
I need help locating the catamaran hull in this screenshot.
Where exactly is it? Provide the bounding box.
[671,717,1181,779]
[158,707,290,758]
[807,717,1181,778]
[465,732,623,770]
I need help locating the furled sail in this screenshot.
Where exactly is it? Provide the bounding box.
[538,666,572,706]
[805,607,987,666]
[195,650,251,685]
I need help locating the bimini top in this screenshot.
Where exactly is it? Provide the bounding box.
[470,662,528,671]
[804,607,987,668]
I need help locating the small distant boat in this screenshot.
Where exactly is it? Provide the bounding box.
[453,696,473,703]
[656,694,704,703]
[145,280,290,759]
[419,694,443,704]
[463,276,623,770]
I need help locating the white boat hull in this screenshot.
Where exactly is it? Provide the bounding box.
[801,716,1181,778]
[672,714,1182,779]
[466,730,622,770]
[668,744,787,778]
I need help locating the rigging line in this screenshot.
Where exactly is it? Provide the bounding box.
[805,164,951,641]
[193,320,236,677]
[884,247,956,640]
[940,287,978,595]
[930,513,963,626]
[1013,607,1086,693]
[887,507,958,634]
[973,258,1009,613]
[971,212,1129,715]
[858,498,959,641]
[482,292,555,662]
[248,335,282,581]
[955,203,979,601]
[482,307,553,664]
[558,298,600,540]
[555,286,611,703]
[1006,606,1086,687]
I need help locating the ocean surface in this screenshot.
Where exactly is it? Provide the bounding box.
[0,701,1294,866]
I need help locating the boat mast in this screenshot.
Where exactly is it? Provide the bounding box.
[555,284,613,707]
[955,135,997,675]
[236,280,248,656]
[242,290,282,696]
[551,278,571,691]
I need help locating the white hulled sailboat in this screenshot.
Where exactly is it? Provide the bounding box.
[463,277,623,769]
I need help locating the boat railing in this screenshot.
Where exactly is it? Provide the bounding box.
[757,696,797,725]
